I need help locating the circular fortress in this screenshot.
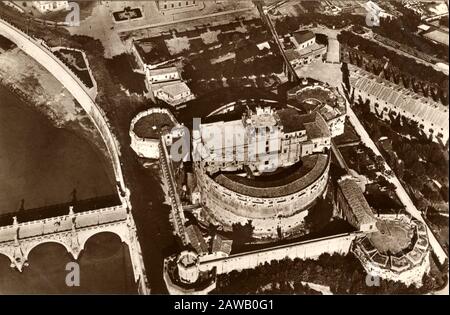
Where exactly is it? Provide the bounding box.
[129,107,177,159]
[192,98,332,239]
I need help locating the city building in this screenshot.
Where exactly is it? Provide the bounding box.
[281,30,327,68]
[144,66,194,106]
[155,81,194,106]
[32,1,69,13]
[193,106,331,176]
[352,215,431,287]
[190,100,332,238]
[185,224,209,256]
[364,1,393,19]
[145,66,180,85]
[156,0,202,13]
[129,107,179,159]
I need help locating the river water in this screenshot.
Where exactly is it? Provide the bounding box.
[0,85,137,294]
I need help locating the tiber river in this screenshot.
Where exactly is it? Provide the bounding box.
[0,85,137,294]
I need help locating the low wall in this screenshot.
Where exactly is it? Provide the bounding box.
[199,233,356,275]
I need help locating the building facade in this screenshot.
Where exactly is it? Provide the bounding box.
[282,30,327,67]
[32,1,69,13]
[144,66,194,106]
[193,106,331,175]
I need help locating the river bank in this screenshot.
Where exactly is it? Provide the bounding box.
[0,48,116,214]
[0,47,113,180]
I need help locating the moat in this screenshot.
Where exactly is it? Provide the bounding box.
[0,85,137,293]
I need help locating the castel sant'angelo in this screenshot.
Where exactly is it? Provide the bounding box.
[131,79,346,239]
[129,79,430,294]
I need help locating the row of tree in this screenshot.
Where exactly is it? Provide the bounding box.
[339,31,449,106]
[213,252,447,294]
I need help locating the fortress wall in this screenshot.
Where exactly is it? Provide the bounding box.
[129,107,178,159]
[199,233,356,275]
[0,19,126,194]
[195,159,329,237]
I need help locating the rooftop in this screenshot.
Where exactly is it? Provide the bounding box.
[423,28,449,46]
[211,234,233,255]
[185,224,208,255]
[276,108,314,133]
[214,153,329,198]
[159,81,191,97]
[147,66,179,77]
[338,177,376,226]
[292,30,315,45]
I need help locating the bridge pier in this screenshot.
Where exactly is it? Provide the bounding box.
[0,206,151,294]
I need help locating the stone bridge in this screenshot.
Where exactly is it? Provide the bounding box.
[0,205,149,294]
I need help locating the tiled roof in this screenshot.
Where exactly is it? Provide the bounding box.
[212,234,233,255]
[338,177,376,226]
[214,153,329,198]
[349,67,449,131]
[148,66,179,77]
[185,225,208,255]
[160,82,191,97]
[293,30,315,45]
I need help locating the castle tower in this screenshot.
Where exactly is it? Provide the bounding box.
[177,250,200,284]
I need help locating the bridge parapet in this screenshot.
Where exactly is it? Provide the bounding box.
[0,206,129,269]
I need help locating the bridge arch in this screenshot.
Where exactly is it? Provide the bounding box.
[77,224,131,258]
[23,238,74,262]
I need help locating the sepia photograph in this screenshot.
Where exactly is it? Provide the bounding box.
[0,0,448,302]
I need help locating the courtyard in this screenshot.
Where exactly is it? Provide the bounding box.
[368,219,415,255]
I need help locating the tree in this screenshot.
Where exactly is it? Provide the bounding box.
[232,220,254,245]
